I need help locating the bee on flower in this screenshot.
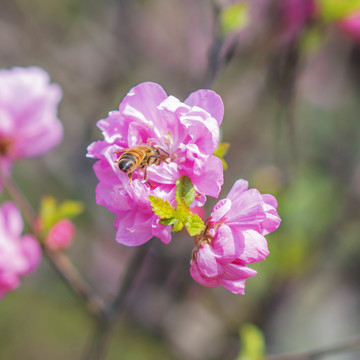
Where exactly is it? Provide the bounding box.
[87,82,224,246]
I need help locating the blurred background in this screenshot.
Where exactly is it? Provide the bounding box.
[1,0,360,359]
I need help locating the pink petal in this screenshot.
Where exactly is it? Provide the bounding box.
[226,179,249,201]
[189,259,220,287]
[0,273,20,299]
[20,235,42,274]
[338,11,360,42]
[181,109,219,154]
[226,189,266,227]
[210,198,232,223]
[119,82,168,127]
[213,224,240,262]
[237,229,269,264]
[115,212,154,246]
[190,155,223,198]
[221,262,257,280]
[196,244,222,278]
[219,278,246,294]
[185,89,224,126]
[0,202,23,238]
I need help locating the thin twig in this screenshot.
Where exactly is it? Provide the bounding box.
[83,244,149,360]
[265,334,360,360]
[0,170,106,318]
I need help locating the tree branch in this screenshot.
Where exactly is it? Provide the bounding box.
[266,334,360,360]
[0,170,106,318]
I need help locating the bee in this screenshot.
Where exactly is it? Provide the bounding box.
[115,144,170,182]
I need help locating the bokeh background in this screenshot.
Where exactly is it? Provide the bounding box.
[1,0,360,359]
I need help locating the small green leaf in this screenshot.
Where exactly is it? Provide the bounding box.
[213,142,230,171]
[171,219,184,232]
[39,196,83,237]
[317,0,360,22]
[175,200,190,222]
[160,218,177,226]
[220,3,249,35]
[176,176,196,206]
[149,195,176,218]
[236,324,266,360]
[184,212,205,236]
[57,200,84,220]
[40,196,57,230]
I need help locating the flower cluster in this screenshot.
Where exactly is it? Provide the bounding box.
[0,66,63,298]
[88,81,281,294]
[0,202,42,299]
[190,180,280,294]
[87,82,224,246]
[0,66,63,186]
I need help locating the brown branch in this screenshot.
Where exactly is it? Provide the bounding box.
[0,170,106,318]
[82,244,149,360]
[265,334,360,360]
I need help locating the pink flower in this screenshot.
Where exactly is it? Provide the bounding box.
[190,179,281,294]
[0,66,63,184]
[0,202,42,299]
[87,82,224,246]
[45,219,75,251]
[278,0,315,44]
[338,10,360,42]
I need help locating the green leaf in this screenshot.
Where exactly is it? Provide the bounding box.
[57,200,84,221]
[220,3,249,35]
[184,212,205,236]
[213,142,230,171]
[317,0,360,22]
[176,176,195,206]
[40,196,57,230]
[236,324,266,360]
[149,195,176,218]
[39,196,84,237]
[175,200,190,222]
[160,218,177,226]
[171,219,184,232]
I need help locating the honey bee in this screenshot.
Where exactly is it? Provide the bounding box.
[115,144,169,182]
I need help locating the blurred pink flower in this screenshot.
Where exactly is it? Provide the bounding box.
[338,10,360,42]
[190,179,281,294]
[0,202,42,299]
[87,82,224,246]
[0,66,63,184]
[45,219,75,251]
[278,0,315,44]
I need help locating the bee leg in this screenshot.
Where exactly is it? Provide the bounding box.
[142,167,154,187]
[143,166,148,182]
[128,172,133,184]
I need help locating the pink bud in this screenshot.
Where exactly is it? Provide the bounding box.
[46,219,75,251]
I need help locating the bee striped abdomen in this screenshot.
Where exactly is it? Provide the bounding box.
[118,152,139,173]
[115,144,169,181]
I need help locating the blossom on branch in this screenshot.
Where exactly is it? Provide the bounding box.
[0,202,42,299]
[45,219,75,251]
[190,179,281,294]
[0,66,63,185]
[87,82,224,246]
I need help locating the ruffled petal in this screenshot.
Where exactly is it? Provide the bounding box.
[213,224,240,262]
[185,89,224,126]
[196,244,222,278]
[237,229,269,263]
